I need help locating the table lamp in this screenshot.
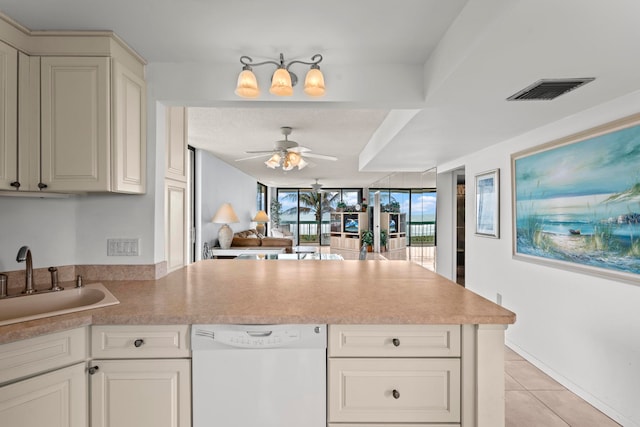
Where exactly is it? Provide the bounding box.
[212,203,239,249]
[252,210,270,235]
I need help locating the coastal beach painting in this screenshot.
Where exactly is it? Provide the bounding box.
[513,115,640,282]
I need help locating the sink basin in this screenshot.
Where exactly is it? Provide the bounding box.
[0,283,119,326]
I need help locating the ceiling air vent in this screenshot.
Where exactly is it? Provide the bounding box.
[507,78,595,101]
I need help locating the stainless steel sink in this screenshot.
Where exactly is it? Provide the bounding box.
[0,283,119,326]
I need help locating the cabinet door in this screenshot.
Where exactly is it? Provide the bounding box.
[166,179,188,272]
[0,362,87,427]
[0,40,17,190]
[112,60,146,193]
[40,56,110,191]
[166,106,187,182]
[90,359,190,427]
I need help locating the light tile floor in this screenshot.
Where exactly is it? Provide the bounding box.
[308,244,620,426]
[504,346,620,427]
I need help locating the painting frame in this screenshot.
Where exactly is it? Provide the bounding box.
[511,113,640,284]
[475,168,500,238]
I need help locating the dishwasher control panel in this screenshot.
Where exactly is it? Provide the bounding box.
[216,329,300,348]
[192,324,326,350]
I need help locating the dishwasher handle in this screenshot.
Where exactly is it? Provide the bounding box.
[246,330,273,337]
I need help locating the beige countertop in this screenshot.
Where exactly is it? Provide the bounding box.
[0,260,516,344]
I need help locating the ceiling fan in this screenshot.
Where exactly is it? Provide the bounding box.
[235,126,338,171]
[310,178,324,192]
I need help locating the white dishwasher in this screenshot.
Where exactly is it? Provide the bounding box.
[191,324,327,427]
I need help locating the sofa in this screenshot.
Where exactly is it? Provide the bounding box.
[231,229,293,253]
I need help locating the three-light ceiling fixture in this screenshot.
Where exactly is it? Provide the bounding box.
[235,53,325,98]
[264,151,307,171]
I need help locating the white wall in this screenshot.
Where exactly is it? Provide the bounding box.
[0,197,77,271]
[198,149,258,250]
[437,91,640,427]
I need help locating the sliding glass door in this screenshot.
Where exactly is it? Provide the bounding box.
[277,188,360,246]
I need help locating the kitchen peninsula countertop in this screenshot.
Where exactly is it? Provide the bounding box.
[0,260,516,344]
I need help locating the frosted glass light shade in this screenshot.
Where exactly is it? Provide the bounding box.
[297,157,308,170]
[287,151,302,166]
[269,68,293,96]
[235,69,260,98]
[265,153,281,168]
[304,68,325,97]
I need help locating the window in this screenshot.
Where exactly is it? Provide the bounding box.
[256,182,267,212]
[370,188,436,246]
[276,188,363,246]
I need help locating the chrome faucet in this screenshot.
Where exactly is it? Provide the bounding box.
[16,246,36,294]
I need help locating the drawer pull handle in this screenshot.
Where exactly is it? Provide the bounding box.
[88,366,99,375]
[134,339,145,347]
[392,389,400,399]
[392,338,400,347]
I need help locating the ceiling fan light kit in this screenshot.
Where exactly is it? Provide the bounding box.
[236,126,337,171]
[235,53,325,98]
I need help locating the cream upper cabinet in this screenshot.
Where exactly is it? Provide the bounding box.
[112,60,146,193]
[0,40,18,190]
[39,56,145,193]
[40,56,111,192]
[166,106,187,182]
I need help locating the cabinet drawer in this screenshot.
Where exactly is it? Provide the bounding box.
[328,358,460,423]
[91,325,190,358]
[329,325,460,357]
[0,327,87,385]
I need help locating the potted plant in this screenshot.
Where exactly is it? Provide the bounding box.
[336,201,347,212]
[380,229,388,252]
[361,229,374,252]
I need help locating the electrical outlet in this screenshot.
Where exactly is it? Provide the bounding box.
[496,293,502,306]
[107,238,140,256]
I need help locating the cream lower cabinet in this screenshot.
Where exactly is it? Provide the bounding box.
[90,359,190,427]
[0,362,87,427]
[89,325,191,427]
[0,327,88,427]
[328,325,462,427]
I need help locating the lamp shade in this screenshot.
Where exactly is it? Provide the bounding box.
[269,68,294,96]
[252,210,270,223]
[235,69,260,98]
[304,67,325,97]
[212,203,239,224]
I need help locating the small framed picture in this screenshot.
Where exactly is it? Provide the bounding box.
[475,169,500,238]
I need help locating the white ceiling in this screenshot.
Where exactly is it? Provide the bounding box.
[3,0,640,189]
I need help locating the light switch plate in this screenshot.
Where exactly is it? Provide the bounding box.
[107,238,140,256]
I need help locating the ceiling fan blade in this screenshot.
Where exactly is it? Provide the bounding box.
[235,153,271,161]
[302,152,338,161]
[288,146,310,153]
[245,149,277,154]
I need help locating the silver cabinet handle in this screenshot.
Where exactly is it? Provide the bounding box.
[392,338,400,347]
[134,339,144,347]
[392,389,400,399]
[88,366,99,375]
